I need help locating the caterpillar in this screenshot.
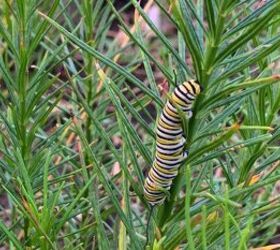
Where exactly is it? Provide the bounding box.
[144,80,202,206]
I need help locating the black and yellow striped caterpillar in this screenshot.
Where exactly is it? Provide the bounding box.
[144,80,202,206]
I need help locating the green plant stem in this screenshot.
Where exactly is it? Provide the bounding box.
[188,1,228,143]
[157,172,184,228]
[157,0,228,228]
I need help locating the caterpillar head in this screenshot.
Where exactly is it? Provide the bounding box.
[182,80,202,96]
[194,80,203,93]
[192,80,203,95]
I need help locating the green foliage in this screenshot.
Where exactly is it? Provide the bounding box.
[0,0,280,249]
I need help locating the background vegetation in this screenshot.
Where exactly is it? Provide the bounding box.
[0,0,280,249]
